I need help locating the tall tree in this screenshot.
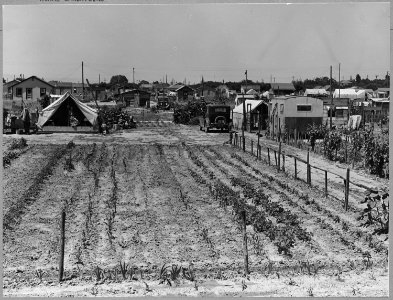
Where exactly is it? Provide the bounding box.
[356,74,361,84]
[109,75,128,86]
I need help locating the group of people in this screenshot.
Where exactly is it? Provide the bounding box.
[4,106,31,134]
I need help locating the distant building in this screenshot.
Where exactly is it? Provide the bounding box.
[216,84,230,98]
[8,76,54,101]
[168,84,194,101]
[268,96,323,136]
[117,89,150,107]
[49,81,73,95]
[195,86,216,101]
[139,83,154,92]
[270,82,296,96]
[3,79,21,99]
[304,89,328,98]
[376,87,390,98]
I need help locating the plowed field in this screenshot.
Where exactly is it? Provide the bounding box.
[2,124,389,297]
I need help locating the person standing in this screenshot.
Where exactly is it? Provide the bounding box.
[20,106,30,135]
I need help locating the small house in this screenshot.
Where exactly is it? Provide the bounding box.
[168,84,194,101]
[8,76,54,101]
[269,96,323,137]
[270,82,296,96]
[376,88,390,98]
[49,81,73,95]
[304,89,328,98]
[3,79,21,99]
[117,89,151,107]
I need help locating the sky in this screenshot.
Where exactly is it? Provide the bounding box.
[2,2,390,84]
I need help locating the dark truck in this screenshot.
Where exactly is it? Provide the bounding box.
[199,104,232,132]
[156,95,171,110]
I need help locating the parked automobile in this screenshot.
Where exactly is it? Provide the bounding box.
[199,104,232,132]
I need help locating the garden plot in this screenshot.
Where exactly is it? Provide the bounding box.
[2,129,389,297]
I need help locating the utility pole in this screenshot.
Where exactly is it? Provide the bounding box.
[82,61,84,100]
[338,63,341,100]
[133,68,135,84]
[242,70,247,151]
[330,65,333,129]
[99,74,100,84]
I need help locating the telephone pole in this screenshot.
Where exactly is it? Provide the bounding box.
[330,65,333,129]
[242,70,247,151]
[132,68,135,84]
[338,63,341,100]
[82,61,84,100]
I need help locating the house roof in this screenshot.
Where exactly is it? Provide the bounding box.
[270,82,295,91]
[235,94,257,99]
[49,81,73,88]
[271,96,322,102]
[119,89,150,95]
[3,79,21,87]
[168,83,185,91]
[304,89,328,96]
[9,76,55,88]
[72,83,84,88]
[377,87,390,92]
[175,85,194,92]
[241,84,261,91]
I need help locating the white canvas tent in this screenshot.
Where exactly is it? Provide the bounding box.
[36,92,98,130]
[333,89,365,100]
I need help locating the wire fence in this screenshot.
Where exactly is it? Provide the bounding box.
[231,132,376,211]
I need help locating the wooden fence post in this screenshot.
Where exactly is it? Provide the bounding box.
[59,209,66,282]
[243,136,245,152]
[268,148,271,165]
[294,128,297,146]
[294,157,297,179]
[307,150,310,185]
[325,170,328,197]
[345,168,350,211]
[277,142,281,171]
[258,145,261,160]
[282,154,285,172]
[274,150,277,167]
[251,140,254,156]
[241,210,249,275]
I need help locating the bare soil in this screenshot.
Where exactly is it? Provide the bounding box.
[2,122,389,297]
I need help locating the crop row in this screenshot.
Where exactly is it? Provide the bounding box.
[227,150,388,255]
[3,144,69,234]
[184,145,309,256]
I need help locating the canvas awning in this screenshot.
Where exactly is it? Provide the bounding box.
[232,100,265,114]
[36,92,98,128]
